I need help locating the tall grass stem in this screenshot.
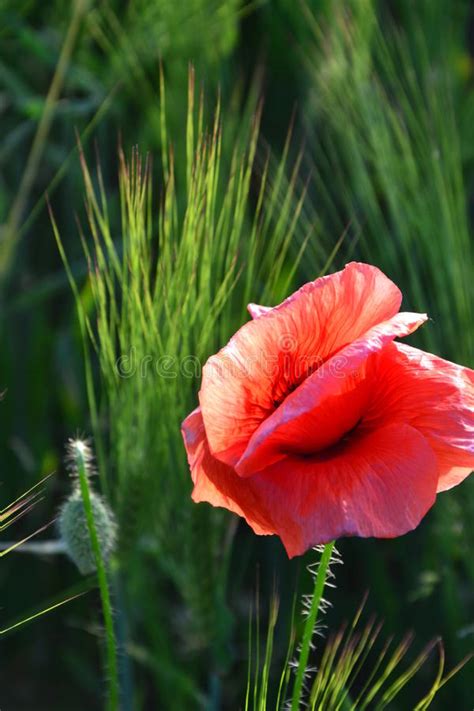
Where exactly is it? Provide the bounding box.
[0,0,89,282]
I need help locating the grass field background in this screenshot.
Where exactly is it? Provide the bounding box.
[1,1,474,709]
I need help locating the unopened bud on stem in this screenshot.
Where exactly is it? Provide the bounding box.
[58,438,116,575]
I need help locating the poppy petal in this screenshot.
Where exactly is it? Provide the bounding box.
[247,303,272,319]
[200,263,404,467]
[438,466,473,491]
[249,423,439,556]
[236,311,427,477]
[181,407,274,536]
[183,413,438,557]
[365,343,474,492]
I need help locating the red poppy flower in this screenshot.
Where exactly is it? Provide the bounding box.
[181,263,474,557]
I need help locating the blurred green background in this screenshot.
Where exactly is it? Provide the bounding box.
[1,1,474,709]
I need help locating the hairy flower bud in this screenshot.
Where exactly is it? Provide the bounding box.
[58,489,117,575]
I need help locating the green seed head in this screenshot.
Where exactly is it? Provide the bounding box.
[58,489,117,575]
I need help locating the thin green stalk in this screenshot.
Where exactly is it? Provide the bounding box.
[0,590,90,637]
[291,542,335,711]
[0,0,89,282]
[74,444,119,711]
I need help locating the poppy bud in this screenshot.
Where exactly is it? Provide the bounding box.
[58,489,117,575]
